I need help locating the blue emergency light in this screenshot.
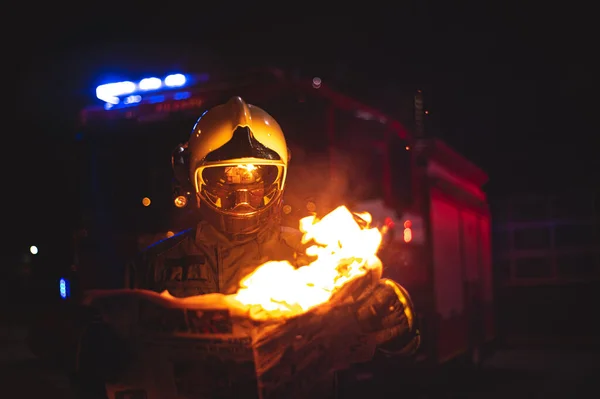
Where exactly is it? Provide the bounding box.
[95,73,188,105]
[59,278,70,299]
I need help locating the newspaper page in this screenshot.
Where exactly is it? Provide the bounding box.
[84,272,412,399]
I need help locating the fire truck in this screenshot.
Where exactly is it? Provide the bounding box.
[70,67,495,368]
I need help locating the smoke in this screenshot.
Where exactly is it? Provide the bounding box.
[283,144,370,219]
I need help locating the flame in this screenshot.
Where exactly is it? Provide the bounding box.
[232,205,383,320]
[237,164,257,171]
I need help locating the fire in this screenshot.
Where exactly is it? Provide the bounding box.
[232,205,383,320]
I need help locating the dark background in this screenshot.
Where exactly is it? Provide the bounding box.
[7,2,596,253]
[2,4,598,398]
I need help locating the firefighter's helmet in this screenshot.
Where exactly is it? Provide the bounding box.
[175,96,289,238]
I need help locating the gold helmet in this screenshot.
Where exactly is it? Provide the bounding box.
[182,96,289,237]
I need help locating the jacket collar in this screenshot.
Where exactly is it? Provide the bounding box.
[194,220,280,248]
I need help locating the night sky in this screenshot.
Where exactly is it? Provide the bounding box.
[8,3,596,253]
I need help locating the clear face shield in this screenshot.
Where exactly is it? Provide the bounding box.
[196,163,284,217]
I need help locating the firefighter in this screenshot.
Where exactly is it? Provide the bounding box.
[127,96,344,398]
[35,97,419,399]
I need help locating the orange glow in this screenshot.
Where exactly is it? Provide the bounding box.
[404,220,412,229]
[405,145,410,150]
[384,217,395,228]
[403,228,412,243]
[166,231,175,238]
[174,195,187,208]
[142,197,151,207]
[229,205,383,320]
[236,164,257,171]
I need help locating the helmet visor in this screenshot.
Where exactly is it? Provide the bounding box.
[198,164,283,212]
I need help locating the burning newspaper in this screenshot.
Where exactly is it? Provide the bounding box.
[82,206,416,399]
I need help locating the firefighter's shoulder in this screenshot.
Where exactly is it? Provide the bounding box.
[140,228,194,259]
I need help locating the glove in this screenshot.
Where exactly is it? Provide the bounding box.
[354,279,420,357]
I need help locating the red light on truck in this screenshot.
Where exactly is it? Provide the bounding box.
[384,217,395,228]
[403,228,412,243]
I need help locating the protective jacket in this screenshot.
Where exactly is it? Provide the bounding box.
[125,219,307,297]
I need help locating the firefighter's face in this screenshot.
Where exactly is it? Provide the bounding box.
[199,164,281,213]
